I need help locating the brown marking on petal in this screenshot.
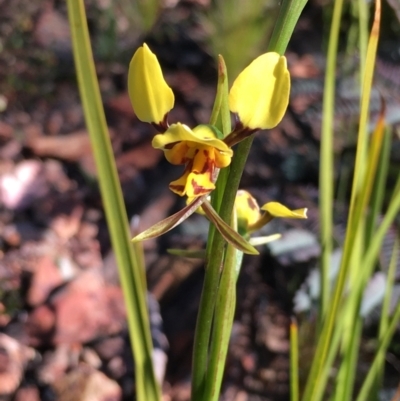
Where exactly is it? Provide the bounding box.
[247,196,258,211]
[191,179,211,196]
[169,184,185,194]
[224,127,257,147]
[200,157,215,175]
[161,114,170,130]
[179,159,194,174]
[164,141,180,150]
[203,149,209,157]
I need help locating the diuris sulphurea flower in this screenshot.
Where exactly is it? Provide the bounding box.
[152,123,233,197]
[128,43,291,253]
[128,43,289,197]
[129,44,233,198]
[234,190,307,233]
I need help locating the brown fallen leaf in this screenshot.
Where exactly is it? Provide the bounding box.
[26,130,92,162]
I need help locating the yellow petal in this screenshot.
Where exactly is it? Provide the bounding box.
[169,146,217,197]
[128,43,174,124]
[170,170,215,197]
[229,53,290,129]
[152,123,233,158]
[235,190,261,229]
[261,202,308,219]
[164,142,193,165]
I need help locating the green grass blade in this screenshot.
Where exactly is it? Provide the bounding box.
[362,178,400,271]
[365,127,391,247]
[373,238,400,396]
[290,318,300,401]
[356,298,400,401]
[357,0,369,80]
[66,2,160,400]
[379,238,399,340]
[319,0,345,323]
[333,317,362,401]
[302,2,381,400]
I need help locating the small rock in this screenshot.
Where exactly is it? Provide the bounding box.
[0,122,12,140]
[50,205,83,242]
[26,305,56,346]
[48,270,125,345]
[0,140,22,160]
[0,334,35,397]
[27,255,64,307]
[34,2,71,57]
[38,344,78,385]
[46,111,64,136]
[0,160,48,210]
[92,336,125,362]
[2,225,21,247]
[13,386,41,401]
[53,365,122,401]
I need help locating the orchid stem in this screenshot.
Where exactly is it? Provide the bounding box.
[191,135,253,401]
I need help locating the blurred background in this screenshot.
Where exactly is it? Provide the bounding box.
[0,0,399,400]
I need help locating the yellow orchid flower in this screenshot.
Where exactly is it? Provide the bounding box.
[235,190,261,230]
[229,52,290,130]
[129,45,233,198]
[128,45,293,252]
[152,123,233,197]
[129,44,291,197]
[233,190,307,233]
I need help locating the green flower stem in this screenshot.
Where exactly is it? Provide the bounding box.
[191,1,307,399]
[66,2,160,401]
[190,136,253,401]
[268,0,308,54]
[203,216,244,401]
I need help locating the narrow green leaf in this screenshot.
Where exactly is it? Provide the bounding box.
[319,0,345,324]
[302,1,382,400]
[356,298,400,401]
[202,200,259,255]
[361,100,386,208]
[290,318,299,401]
[132,196,206,242]
[373,238,400,395]
[203,210,243,401]
[66,2,160,400]
[365,127,391,248]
